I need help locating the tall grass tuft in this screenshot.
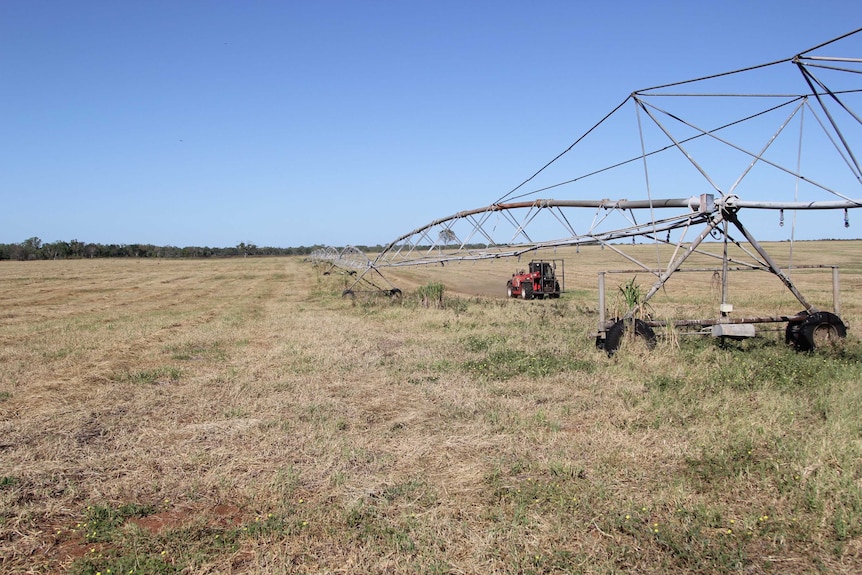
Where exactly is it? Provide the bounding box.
[416,281,446,308]
[616,275,652,319]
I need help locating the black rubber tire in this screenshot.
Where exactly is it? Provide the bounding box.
[796,311,846,351]
[595,336,605,351]
[785,310,809,349]
[601,319,657,356]
[389,288,402,298]
[521,283,533,300]
[342,289,355,299]
[507,281,514,298]
[551,281,561,298]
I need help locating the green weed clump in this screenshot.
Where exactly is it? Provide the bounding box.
[166,341,227,361]
[463,348,595,380]
[68,507,310,575]
[115,366,182,385]
[71,554,179,575]
[77,503,156,543]
[461,334,506,352]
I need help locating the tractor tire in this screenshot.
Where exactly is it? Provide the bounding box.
[794,311,846,351]
[507,281,514,298]
[389,288,402,298]
[521,283,533,300]
[601,319,657,356]
[551,281,561,298]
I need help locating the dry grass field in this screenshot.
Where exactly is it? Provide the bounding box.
[2,241,862,574]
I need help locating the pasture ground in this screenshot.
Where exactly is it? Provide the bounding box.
[1,241,862,574]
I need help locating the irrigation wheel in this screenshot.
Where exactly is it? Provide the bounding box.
[795,311,847,351]
[600,319,657,356]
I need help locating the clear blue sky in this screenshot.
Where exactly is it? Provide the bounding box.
[2,1,860,248]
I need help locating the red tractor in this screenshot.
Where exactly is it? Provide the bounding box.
[507,260,562,299]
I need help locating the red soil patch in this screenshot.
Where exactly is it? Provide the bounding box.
[127,503,244,534]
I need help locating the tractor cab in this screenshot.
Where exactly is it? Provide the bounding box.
[530,261,555,280]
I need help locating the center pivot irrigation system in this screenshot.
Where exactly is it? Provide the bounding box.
[312,29,862,353]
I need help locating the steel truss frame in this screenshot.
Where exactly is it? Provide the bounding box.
[317,29,862,344]
[310,245,401,297]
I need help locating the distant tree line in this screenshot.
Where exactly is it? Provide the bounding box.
[0,237,388,261]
